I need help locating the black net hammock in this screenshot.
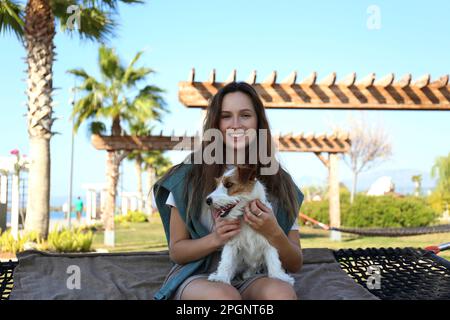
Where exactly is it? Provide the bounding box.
[1,247,450,300]
[299,213,450,237]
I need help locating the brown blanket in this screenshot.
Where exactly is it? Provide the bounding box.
[9,248,378,300]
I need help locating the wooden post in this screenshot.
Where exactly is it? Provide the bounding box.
[0,175,7,233]
[328,153,341,241]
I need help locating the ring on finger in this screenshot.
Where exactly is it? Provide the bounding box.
[256,211,263,217]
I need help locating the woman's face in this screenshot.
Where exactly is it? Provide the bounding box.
[219,91,258,150]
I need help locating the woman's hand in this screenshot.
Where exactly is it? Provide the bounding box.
[243,199,283,240]
[211,217,241,248]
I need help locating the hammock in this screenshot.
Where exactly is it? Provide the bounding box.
[300,213,450,237]
[1,247,449,300]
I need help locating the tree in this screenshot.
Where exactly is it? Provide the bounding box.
[0,0,24,39]
[1,0,145,239]
[332,113,392,203]
[68,45,167,245]
[411,174,422,196]
[430,153,450,213]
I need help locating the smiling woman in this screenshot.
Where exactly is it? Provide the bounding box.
[152,82,305,300]
[219,91,258,151]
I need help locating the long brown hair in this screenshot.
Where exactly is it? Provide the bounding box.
[155,82,300,224]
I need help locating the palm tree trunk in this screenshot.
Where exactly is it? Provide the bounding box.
[24,0,55,239]
[135,157,143,212]
[103,151,119,246]
[25,138,50,237]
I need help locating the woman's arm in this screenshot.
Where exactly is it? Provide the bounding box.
[169,206,241,265]
[266,229,303,273]
[243,200,303,273]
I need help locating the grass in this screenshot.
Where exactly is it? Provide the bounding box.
[92,214,450,261]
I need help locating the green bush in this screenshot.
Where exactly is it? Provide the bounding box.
[345,195,439,228]
[48,227,93,252]
[0,230,42,254]
[301,195,439,228]
[115,210,148,224]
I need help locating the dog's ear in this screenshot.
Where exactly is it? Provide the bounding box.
[237,165,257,183]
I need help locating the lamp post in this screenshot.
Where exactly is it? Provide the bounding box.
[67,87,76,228]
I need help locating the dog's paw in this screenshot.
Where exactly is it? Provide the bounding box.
[270,272,295,286]
[208,273,231,284]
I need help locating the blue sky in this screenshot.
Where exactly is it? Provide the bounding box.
[0,0,449,204]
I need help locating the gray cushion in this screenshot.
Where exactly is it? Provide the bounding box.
[9,249,378,300]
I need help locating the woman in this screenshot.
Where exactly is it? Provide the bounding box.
[153,82,304,300]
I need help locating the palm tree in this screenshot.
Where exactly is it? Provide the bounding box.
[1,0,145,239]
[431,153,450,213]
[411,174,422,197]
[0,0,24,39]
[68,45,167,245]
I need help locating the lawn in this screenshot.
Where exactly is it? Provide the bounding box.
[92,214,450,261]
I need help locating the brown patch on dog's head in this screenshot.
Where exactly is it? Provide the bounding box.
[237,165,257,183]
[218,165,257,196]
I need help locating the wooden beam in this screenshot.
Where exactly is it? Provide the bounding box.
[188,68,195,83]
[208,69,216,84]
[92,133,350,153]
[314,152,329,167]
[301,72,317,86]
[430,75,449,88]
[395,73,411,88]
[246,70,257,84]
[263,71,277,85]
[339,72,356,87]
[414,74,431,89]
[320,72,336,87]
[282,71,297,85]
[179,68,450,110]
[357,73,375,88]
[225,69,236,84]
[374,73,394,87]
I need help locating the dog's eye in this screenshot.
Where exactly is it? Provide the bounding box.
[224,181,233,189]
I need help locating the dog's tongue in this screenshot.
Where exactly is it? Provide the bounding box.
[212,208,221,220]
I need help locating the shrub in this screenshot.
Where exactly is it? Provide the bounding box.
[0,230,43,254]
[48,227,93,252]
[300,194,439,228]
[115,210,148,224]
[345,195,439,228]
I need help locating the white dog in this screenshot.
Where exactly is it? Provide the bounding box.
[205,165,294,285]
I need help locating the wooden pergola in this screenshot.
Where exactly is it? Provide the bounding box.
[179,69,450,110]
[176,69,450,239]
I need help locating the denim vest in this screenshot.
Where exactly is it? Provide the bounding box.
[153,163,304,300]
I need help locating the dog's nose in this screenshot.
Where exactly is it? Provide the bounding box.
[206,197,212,206]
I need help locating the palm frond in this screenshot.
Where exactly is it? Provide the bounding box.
[99,45,124,80]
[88,120,107,135]
[0,0,24,40]
[53,0,117,42]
